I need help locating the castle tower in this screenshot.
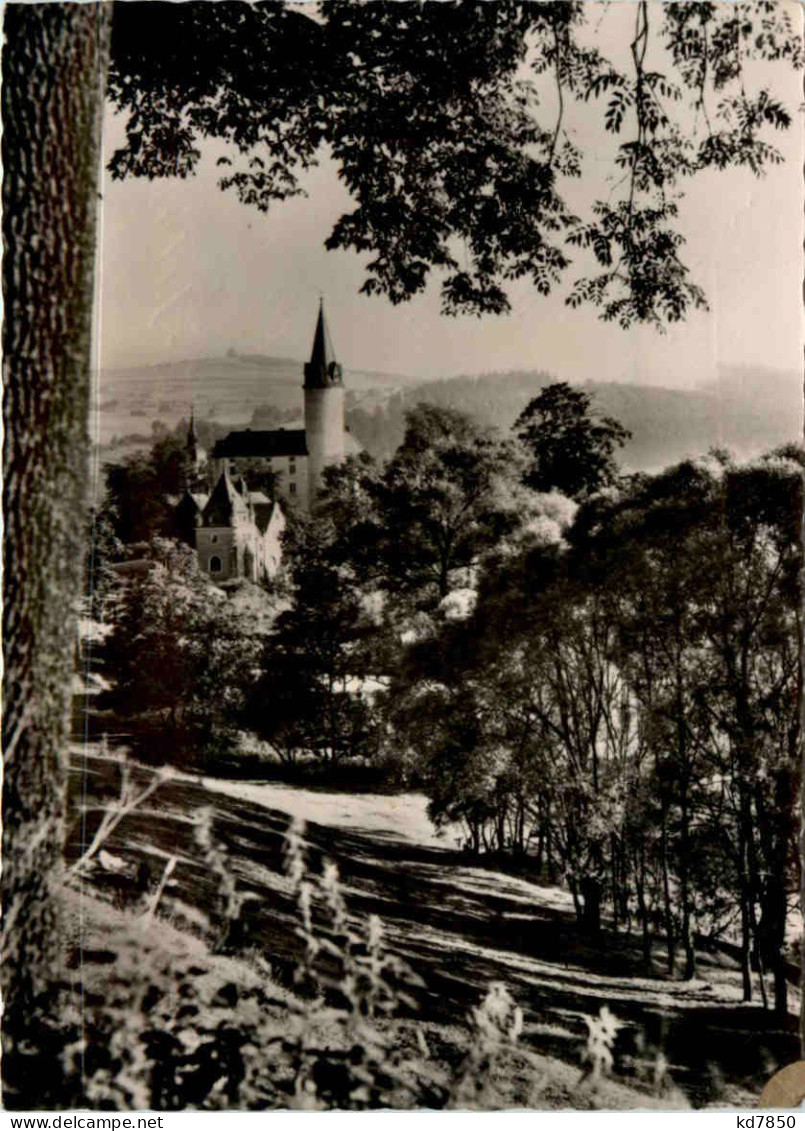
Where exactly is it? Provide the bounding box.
[303,300,344,508]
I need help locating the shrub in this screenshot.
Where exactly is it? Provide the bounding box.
[103,543,259,758]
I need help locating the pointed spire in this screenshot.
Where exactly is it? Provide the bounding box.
[187,406,198,446]
[304,299,343,389]
[202,466,248,527]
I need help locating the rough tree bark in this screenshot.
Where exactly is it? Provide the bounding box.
[2,3,109,1106]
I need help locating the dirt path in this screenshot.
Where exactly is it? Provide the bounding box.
[67,748,798,1106]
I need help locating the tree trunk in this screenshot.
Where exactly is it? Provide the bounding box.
[660,814,676,976]
[796,589,804,1054]
[740,890,753,1003]
[496,802,506,855]
[674,659,696,981]
[679,793,696,980]
[570,881,582,922]
[546,811,555,881]
[610,834,619,935]
[634,841,652,968]
[580,874,602,936]
[2,3,109,1107]
[759,872,789,1018]
[755,770,797,1019]
[740,783,770,1008]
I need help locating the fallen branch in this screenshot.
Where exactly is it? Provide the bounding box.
[67,759,166,879]
[141,855,178,926]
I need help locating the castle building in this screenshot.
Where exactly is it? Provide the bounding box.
[210,301,358,511]
[195,472,285,583]
[175,302,355,584]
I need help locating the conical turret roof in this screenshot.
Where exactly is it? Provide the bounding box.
[304,300,343,389]
[202,468,249,527]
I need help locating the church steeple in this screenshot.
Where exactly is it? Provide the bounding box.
[304,300,343,389]
[185,405,206,486]
[303,300,346,509]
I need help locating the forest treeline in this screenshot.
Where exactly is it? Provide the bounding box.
[345,366,800,469]
[95,386,802,1017]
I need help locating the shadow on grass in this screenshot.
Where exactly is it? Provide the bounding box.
[67,749,798,1108]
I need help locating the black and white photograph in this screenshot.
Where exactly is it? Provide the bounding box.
[3,0,804,1114]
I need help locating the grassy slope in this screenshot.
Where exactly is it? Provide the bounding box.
[66,888,687,1111]
[67,745,799,1109]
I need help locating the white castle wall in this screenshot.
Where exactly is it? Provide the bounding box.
[196,527,238,580]
[304,384,345,508]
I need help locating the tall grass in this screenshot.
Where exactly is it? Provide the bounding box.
[53,808,641,1110]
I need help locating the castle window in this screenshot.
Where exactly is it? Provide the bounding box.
[289,482,297,496]
[210,534,218,544]
[209,555,222,574]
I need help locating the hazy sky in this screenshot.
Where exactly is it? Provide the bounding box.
[97,3,804,389]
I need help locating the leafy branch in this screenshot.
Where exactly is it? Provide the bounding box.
[106,0,801,326]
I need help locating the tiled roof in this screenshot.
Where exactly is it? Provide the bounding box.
[212,429,308,459]
[253,500,279,534]
[202,470,250,526]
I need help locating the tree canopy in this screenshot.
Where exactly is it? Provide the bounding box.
[515,382,631,498]
[104,539,260,759]
[104,433,190,544]
[371,404,526,599]
[246,524,380,766]
[387,446,801,1005]
[107,1,801,326]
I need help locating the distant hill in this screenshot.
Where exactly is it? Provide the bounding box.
[347,366,802,470]
[94,352,423,449]
[96,352,801,472]
[588,367,801,471]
